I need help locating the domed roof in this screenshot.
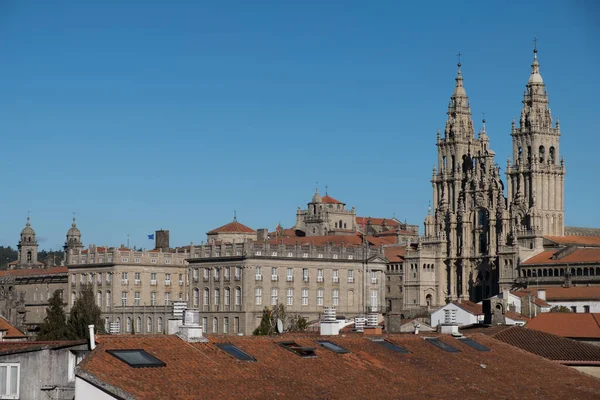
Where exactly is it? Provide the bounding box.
[528,51,544,85]
[21,217,35,236]
[67,217,81,237]
[311,188,322,203]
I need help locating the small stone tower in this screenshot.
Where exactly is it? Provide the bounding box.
[305,188,328,236]
[17,216,38,267]
[507,46,565,236]
[64,216,84,254]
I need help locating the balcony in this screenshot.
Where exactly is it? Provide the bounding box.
[271,275,278,282]
[150,280,157,286]
[165,280,171,286]
[255,275,262,281]
[371,278,378,284]
[286,276,293,282]
[134,279,141,285]
[317,276,324,283]
[121,279,129,285]
[179,280,184,286]
[348,277,355,283]
[302,277,309,283]
[333,277,339,283]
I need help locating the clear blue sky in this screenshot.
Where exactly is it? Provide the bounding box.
[1,0,598,250]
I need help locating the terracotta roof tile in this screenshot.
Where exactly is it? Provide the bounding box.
[527,313,600,339]
[523,286,600,301]
[76,333,600,400]
[207,220,256,234]
[321,195,343,204]
[384,246,406,262]
[453,300,483,315]
[0,317,27,339]
[511,290,552,307]
[545,235,600,246]
[522,248,600,265]
[356,217,400,227]
[0,266,68,278]
[0,340,86,355]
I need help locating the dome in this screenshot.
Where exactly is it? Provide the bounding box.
[528,72,543,84]
[21,217,35,236]
[67,217,81,237]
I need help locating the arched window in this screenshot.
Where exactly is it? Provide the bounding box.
[224,287,230,306]
[213,317,218,333]
[158,317,163,334]
[136,317,141,333]
[425,294,432,307]
[193,288,199,306]
[116,317,121,333]
[549,146,555,164]
[147,317,152,333]
[71,291,76,307]
[214,288,220,306]
[539,145,545,163]
[97,291,102,307]
[204,288,210,306]
[26,251,32,262]
[126,317,132,332]
[235,287,242,306]
[106,290,111,307]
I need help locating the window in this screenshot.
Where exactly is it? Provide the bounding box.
[203,268,209,279]
[165,273,171,285]
[121,272,128,284]
[214,268,220,280]
[225,287,231,306]
[348,269,354,283]
[121,292,127,306]
[287,268,293,282]
[150,272,157,285]
[151,258,157,263]
[425,337,460,353]
[150,292,157,306]
[571,306,577,313]
[158,317,163,334]
[122,258,128,263]
[271,288,278,305]
[107,273,112,284]
[106,291,111,307]
[134,272,141,284]
[202,317,208,333]
[457,337,490,352]
[332,289,339,306]
[223,317,229,334]
[193,288,199,306]
[302,268,309,282]
[317,269,324,283]
[287,288,293,306]
[255,266,262,281]
[317,288,324,306]
[179,273,184,285]
[371,271,377,284]
[126,317,132,333]
[271,267,278,281]
[255,288,262,305]
[97,273,102,285]
[234,317,240,334]
[193,268,199,281]
[224,267,230,280]
[370,290,378,308]
[584,305,590,313]
[213,317,218,333]
[278,341,317,358]
[136,317,141,333]
[147,317,152,333]
[332,269,339,283]
[107,350,165,368]
[214,288,220,306]
[135,258,140,263]
[235,287,241,306]
[165,292,171,305]
[235,267,242,280]
[302,288,308,305]
[316,340,350,354]
[0,363,20,398]
[97,291,102,307]
[216,343,256,361]
[204,288,210,306]
[371,338,409,354]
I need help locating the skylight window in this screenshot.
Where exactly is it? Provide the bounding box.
[457,337,490,352]
[216,343,257,361]
[370,338,409,354]
[425,337,460,353]
[279,341,317,358]
[107,349,166,368]
[316,340,350,354]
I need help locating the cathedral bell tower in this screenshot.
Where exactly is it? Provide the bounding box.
[64,216,84,263]
[17,216,39,267]
[507,45,565,236]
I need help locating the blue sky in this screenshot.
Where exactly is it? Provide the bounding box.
[0,0,598,250]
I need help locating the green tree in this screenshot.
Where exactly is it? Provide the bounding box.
[288,315,308,332]
[550,305,572,313]
[68,286,104,339]
[37,290,70,340]
[253,304,287,335]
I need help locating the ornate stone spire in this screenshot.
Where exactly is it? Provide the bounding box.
[445,54,474,140]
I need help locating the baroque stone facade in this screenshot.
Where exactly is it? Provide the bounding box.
[403,48,566,314]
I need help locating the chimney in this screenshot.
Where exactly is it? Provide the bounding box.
[537,289,546,301]
[320,307,340,336]
[155,230,170,252]
[88,325,96,350]
[256,228,269,242]
[176,309,207,343]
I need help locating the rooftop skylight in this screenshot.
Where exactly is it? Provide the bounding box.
[216,343,257,361]
[457,337,491,352]
[107,349,166,368]
[370,338,409,354]
[278,341,317,358]
[425,338,460,353]
[316,340,350,354]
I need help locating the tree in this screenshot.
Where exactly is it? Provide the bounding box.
[37,290,70,340]
[253,304,287,336]
[288,315,308,332]
[550,305,572,313]
[68,286,104,339]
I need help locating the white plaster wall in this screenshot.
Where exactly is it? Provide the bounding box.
[430,303,479,327]
[547,300,600,313]
[75,377,118,400]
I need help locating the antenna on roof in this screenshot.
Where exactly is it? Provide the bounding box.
[233,210,237,221]
[325,185,328,195]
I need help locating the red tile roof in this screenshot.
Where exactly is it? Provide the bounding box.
[356,217,401,227]
[0,266,68,278]
[0,317,26,339]
[511,290,552,307]
[0,340,87,355]
[453,300,483,315]
[523,286,600,301]
[77,333,600,400]
[521,248,600,265]
[207,220,256,234]
[321,195,343,204]
[463,325,600,365]
[527,313,600,339]
[545,235,600,246]
[384,246,406,262]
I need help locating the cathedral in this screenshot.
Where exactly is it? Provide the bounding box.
[404,46,567,309]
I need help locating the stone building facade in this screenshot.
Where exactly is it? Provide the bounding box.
[402,47,567,315]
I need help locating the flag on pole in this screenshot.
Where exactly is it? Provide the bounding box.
[147,234,154,240]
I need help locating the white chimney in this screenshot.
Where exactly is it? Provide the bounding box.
[413,321,421,335]
[537,289,546,301]
[88,325,96,350]
[320,307,340,336]
[177,309,207,343]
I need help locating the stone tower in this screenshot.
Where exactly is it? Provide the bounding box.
[17,217,38,267]
[304,188,328,236]
[64,216,84,255]
[507,47,565,236]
